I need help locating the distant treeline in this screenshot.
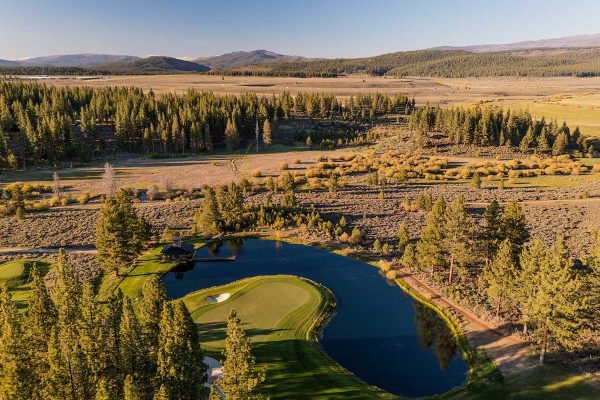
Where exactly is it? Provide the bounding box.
[408,105,593,155]
[227,48,600,78]
[0,81,414,167]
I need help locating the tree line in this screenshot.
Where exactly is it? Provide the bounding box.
[223,48,600,78]
[0,81,413,168]
[405,196,598,363]
[407,105,593,155]
[0,254,265,400]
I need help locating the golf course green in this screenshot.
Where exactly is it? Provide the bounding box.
[181,275,394,399]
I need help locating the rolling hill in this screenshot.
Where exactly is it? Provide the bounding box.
[19,53,140,67]
[89,56,210,74]
[225,47,600,78]
[433,33,600,53]
[194,50,310,69]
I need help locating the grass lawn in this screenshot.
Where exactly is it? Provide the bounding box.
[182,275,395,400]
[99,239,205,300]
[502,363,599,400]
[0,259,51,309]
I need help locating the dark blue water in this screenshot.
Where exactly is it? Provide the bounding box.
[162,239,468,398]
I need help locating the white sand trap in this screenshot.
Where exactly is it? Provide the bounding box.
[204,356,223,386]
[206,293,231,303]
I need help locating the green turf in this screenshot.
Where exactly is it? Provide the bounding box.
[100,239,205,300]
[182,275,395,400]
[1,259,51,309]
[503,363,598,400]
[0,259,28,286]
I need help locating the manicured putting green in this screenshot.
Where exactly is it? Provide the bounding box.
[0,260,28,285]
[182,275,394,400]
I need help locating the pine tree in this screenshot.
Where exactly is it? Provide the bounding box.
[123,375,143,400]
[500,200,530,259]
[25,266,56,396]
[153,384,171,400]
[94,378,116,400]
[482,199,502,263]
[224,118,240,151]
[444,196,475,285]
[0,287,32,400]
[119,297,144,378]
[78,281,105,395]
[517,239,546,334]
[531,238,590,363]
[41,328,70,400]
[140,275,167,373]
[262,119,272,148]
[552,132,568,155]
[213,310,265,400]
[416,197,446,279]
[483,239,518,317]
[156,301,207,399]
[195,187,222,236]
[96,189,150,276]
[396,222,410,253]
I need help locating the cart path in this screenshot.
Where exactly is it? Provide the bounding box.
[397,269,537,374]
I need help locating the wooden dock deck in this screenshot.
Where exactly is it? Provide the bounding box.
[191,255,237,262]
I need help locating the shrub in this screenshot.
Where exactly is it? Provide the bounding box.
[279,162,289,171]
[78,193,91,204]
[251,169,263,178]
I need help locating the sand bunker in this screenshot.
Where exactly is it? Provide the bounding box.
[206,293,231,303]
[204,356,223,386]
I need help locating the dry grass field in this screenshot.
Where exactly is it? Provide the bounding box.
[16,74,600,103]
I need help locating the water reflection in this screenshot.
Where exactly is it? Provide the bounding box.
[163,238,467,397]
[414,302,458,370]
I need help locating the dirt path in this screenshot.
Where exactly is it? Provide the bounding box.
[396,269,537,374]
[0,246,97,255]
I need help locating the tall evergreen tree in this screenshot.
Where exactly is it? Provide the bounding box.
[262,119,272,148]
[416,197,447,279]
[444,196,475,284]
[483,240,518,317]
[500,200,530,259]
[96,189,151,276]
[530,238,590,363]
[212,309,264,400]
[195,187,221,236]
[0,287,32,400]
[482,199,503,263]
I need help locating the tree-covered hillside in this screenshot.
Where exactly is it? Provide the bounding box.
[224,48,600,78]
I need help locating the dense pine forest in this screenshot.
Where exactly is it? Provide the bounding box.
[0,81,414,167]
[225,48,600,78]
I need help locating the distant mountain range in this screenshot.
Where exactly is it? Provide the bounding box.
[4,33,600,76]
[432,33,600,53]
[193,50,312,69]
[18,53,140,67]
[0,50,309,73]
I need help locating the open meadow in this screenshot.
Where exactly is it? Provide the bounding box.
[1,75,599,400]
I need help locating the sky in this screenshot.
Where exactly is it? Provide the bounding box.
[1,0,600,60]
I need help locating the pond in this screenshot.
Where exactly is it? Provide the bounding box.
[162,239,468,398]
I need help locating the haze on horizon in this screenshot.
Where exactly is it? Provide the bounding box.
[2,0,600,60]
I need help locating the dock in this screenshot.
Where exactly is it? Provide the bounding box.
[191,255,237,262]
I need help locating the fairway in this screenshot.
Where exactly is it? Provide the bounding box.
[182,275,395,400]
[0,259,28,286]
[1,259,51,308]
